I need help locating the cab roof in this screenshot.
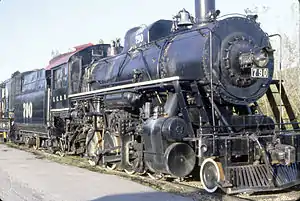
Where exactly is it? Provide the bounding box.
[45,43,93,70]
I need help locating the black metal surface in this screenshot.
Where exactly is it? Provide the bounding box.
[173,81,195,138]
[202,18,274,105]
[103,92,141,108]
[164,142,196,177]
[142,116,192,176]
[12,69,47,125]
[90,16,273,105]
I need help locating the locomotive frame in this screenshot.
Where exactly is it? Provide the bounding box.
[1,0,300,195]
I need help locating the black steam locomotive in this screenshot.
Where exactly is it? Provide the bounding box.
[1,0,300,194]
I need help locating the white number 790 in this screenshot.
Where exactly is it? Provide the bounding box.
[23,102,33,119]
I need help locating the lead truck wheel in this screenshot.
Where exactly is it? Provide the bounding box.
[200,158,223,193]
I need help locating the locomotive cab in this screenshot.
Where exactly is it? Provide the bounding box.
[51,64,69,110]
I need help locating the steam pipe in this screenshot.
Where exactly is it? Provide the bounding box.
[195,0,216,23]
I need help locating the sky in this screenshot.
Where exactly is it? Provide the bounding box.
[0,0,299,82]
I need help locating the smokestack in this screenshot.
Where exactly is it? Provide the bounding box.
[195,0,216,23]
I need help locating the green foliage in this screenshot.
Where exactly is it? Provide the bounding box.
[98,39,104,44]
[257,67,300,124]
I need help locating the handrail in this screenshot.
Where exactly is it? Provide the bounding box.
[268,33,283,130]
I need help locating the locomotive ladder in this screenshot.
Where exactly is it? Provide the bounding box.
[265,79,299,130]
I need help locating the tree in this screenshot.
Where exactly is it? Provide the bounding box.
[51,49,60,58]
[244,5,269,15]
[98,39,104,44]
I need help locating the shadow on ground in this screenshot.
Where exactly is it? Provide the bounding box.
[90,192,197,201]
[90,191,253,201]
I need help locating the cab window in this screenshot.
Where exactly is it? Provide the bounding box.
[21,70,45,93]
[53,64,68,89]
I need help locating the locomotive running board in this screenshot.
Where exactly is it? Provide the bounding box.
[68,76,181,98]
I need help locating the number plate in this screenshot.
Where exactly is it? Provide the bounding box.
[251,67,269,78]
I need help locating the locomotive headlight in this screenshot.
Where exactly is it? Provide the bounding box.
[253,50,269,67]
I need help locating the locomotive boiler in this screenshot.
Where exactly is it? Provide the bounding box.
[90,6,273,106]
[3,0,300,195]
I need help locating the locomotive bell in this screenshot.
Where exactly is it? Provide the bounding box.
[177,9,193,26]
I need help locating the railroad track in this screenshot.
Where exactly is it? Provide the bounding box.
[3,142,300,201]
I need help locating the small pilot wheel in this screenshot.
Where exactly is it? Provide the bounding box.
[200,158,221,193]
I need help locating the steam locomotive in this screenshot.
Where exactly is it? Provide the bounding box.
[1,0,300,194]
